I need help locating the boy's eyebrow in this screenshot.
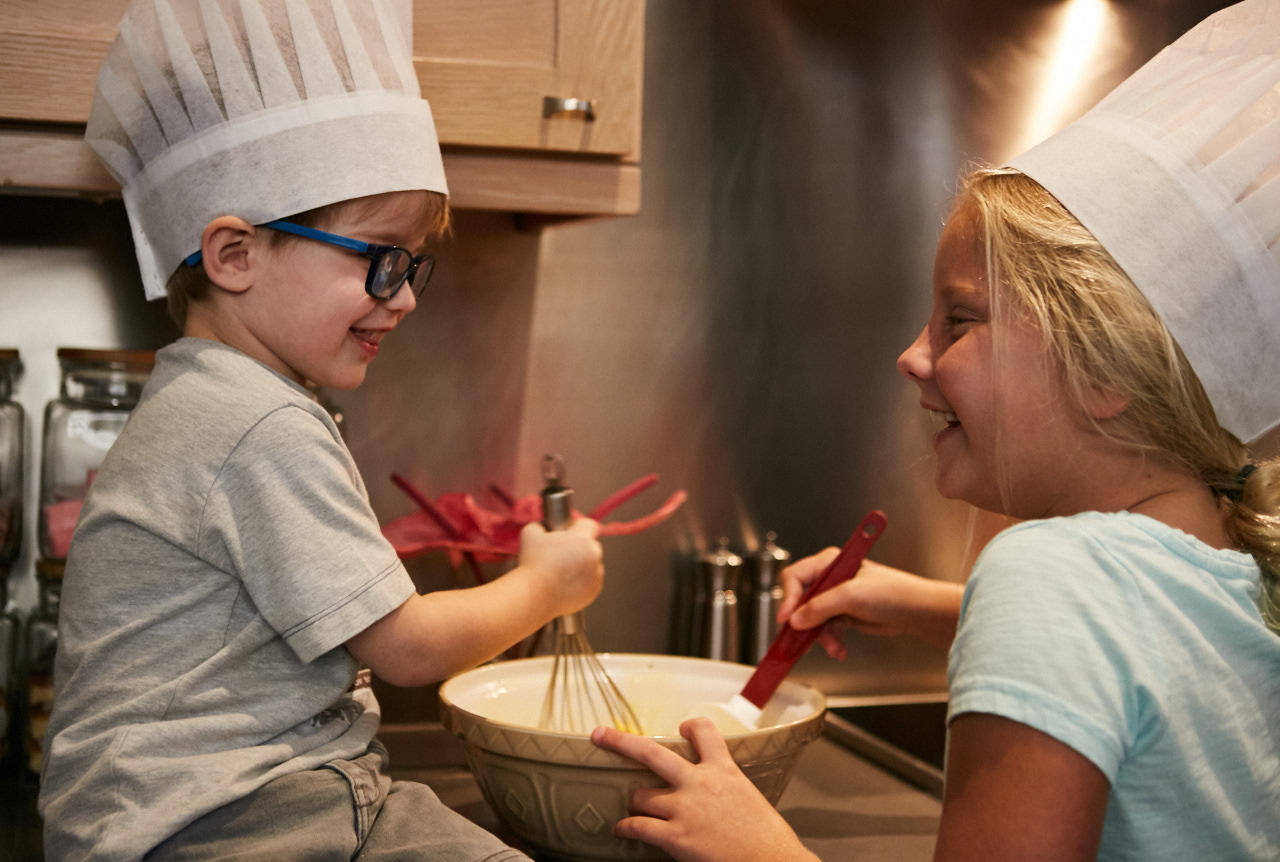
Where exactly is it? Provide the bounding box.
[359,229,428,255]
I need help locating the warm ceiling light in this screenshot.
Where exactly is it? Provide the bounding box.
[1014,0,1114,155]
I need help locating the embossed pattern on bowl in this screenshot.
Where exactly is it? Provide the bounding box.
[438,653,826,861]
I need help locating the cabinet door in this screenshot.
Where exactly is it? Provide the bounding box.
[413,0,643,159]
[0,0,129,124]
[0,1,643,161]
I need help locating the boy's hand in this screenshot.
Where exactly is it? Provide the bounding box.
[517,518,604,616]
[348,517,603,686]
[779,554,963,654]
[590,719,819,862]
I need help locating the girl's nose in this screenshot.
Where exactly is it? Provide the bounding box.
[897,325,933,383]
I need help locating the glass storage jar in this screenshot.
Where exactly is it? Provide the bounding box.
[0,349,24,768]
[0,348,23,568]
[39,348,154,561]
[21,559,61,774]
[0,585,16,768]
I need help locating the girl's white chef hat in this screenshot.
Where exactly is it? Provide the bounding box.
[1009,0,1280,442]
[85,0,448,301]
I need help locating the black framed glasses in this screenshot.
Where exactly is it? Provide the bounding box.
[184,220,435,300]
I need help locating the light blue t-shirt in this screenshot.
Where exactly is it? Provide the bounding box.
[948,511,1280,861]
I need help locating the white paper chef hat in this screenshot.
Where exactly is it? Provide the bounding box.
[86,0,449,301]
[1009,0,1280,442]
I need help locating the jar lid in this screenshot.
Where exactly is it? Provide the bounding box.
[57,347,156,369]
[37,558,66,580]
[0,348,18,361]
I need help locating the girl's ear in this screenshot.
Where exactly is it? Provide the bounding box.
[1084,385,1129,421]
[199,216,257,294]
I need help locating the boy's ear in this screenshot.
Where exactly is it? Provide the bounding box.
[199,216,257,294]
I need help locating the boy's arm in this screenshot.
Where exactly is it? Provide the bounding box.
[346,519,602,686]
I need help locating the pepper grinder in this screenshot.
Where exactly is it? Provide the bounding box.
[697,538,743,662]
[745,532,791,664]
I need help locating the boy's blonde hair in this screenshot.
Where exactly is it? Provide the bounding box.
[957,166,1280,635]
[164,190,451,327]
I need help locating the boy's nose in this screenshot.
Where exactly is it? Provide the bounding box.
[386,282,417,315]
[897,325,933,383]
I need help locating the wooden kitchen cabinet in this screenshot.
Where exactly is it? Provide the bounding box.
[415,0,643,158]
[0,0,643,214]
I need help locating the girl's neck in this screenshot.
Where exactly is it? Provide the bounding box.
[1121,481,1234,551]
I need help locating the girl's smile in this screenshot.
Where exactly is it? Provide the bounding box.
[898,203,1100,519]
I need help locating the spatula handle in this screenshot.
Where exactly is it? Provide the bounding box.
[738,510,887,709]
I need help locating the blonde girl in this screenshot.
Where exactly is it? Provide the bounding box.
[591,167,1280,861]
[594,4,1279,858]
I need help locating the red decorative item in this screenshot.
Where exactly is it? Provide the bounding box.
[382,472,687,570]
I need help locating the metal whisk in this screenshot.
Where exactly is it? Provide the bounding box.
[537,454,644,735]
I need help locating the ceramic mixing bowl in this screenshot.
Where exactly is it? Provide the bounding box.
[437,653,825,862]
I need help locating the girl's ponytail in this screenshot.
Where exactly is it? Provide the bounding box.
[1222,461,1280,635]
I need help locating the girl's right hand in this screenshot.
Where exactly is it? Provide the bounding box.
[778,553,963,654]
[590,719,819,862]
[517,518,604,615]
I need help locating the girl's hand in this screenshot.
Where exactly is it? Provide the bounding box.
[590,718,819,862]
[517,518,603,615]
[778,554,963,654]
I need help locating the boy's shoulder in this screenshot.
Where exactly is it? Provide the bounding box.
[132,337,337,450]
[151,338,318,407]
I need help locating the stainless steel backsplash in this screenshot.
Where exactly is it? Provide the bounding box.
[0,1,1230,715]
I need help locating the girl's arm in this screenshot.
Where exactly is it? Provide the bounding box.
[780,555,964,654]
[935,713,1109,862]
[591,712,1109,862]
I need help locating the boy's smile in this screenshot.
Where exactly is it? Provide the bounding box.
[349,326,391,358]
[198,190,435,391]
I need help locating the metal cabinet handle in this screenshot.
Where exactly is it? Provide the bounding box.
[542,96,596,121]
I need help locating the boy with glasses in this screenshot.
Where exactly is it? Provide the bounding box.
[39,3,598,860]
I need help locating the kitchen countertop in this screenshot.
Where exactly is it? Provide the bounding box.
[3,715,942,861]
[386,715,943,861]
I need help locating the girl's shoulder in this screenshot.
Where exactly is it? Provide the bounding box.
[985,511,1251,568]
[970,511,1257,607]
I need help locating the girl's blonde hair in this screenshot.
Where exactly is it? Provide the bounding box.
[957,166,1280,635]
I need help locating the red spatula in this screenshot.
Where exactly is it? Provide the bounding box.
[685,510,887,732]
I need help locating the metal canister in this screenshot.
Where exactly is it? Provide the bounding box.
[745,532,791,663]
[696,538,743,662]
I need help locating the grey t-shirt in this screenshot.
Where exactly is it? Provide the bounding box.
[39,338,416,861]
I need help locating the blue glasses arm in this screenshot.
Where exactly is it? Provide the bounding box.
[182,220,374,267]
[264,220,373,254]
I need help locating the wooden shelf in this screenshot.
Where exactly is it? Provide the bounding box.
[0,125,640,216]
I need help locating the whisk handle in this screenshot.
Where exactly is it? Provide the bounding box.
[739,510,887,710]
[541,456,581,631]
[541,453,574,531]
[559,611,584,635]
